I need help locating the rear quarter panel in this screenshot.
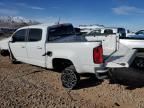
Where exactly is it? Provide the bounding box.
[46,42,102,73]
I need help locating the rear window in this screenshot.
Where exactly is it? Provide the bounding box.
[118,28,126,33]
[28,29,42,42]
[104,29,113,34]
[48,25,75,41]
[118,28,126,38]
[87,30,101,36]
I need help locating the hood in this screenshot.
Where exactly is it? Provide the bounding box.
[0,37,11,43]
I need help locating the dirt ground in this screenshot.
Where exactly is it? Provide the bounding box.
[0,36,144,108]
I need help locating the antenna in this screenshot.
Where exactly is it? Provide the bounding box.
[55,17,61,24]
[57,17,60,24]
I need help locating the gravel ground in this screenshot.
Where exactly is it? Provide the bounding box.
[0,56,144,108]
[0,36,144,108]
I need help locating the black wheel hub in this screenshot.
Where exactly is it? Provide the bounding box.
[135,58,144,68]
[61,69,78,89]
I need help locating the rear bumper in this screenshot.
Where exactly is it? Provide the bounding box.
[77,64,109,79]
[95,67,109,79]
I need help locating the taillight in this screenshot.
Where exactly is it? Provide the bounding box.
[93,45,103,64]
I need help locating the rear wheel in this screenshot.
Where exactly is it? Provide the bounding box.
[61,65,80,89]
[134,57,144,68]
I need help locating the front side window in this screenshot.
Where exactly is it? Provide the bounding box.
[12,29,26,42]
[28,29,42,42]
[48,25,75,41]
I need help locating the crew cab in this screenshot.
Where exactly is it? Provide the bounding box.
[1,23,136,89]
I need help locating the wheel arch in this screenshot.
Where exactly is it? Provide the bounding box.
[52,58,80,72]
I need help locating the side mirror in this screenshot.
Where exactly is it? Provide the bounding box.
[10,37,16,43]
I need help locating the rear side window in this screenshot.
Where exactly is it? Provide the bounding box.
[28,29,42,42]
[12,29,26,42]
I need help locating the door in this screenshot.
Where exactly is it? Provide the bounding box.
[10,29,27,62]
[26,28,46,67]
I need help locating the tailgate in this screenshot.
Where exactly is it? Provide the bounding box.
[86,35,119,59]
[105,44,136,68]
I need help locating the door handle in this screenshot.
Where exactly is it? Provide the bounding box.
[42,51,52,56]
[21,46,25,48]
[37,46,42,49]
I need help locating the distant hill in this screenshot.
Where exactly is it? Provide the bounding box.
[0,16,40,28]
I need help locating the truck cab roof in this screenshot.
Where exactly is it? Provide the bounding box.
[18,23,73,30]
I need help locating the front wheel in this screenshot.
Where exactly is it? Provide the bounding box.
[0,50,10,56]
[9,53,17,64]
[61,65,80,89]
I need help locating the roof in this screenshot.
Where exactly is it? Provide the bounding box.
[18,23,73,30]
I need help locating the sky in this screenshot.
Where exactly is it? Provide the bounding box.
[0,0,144,31]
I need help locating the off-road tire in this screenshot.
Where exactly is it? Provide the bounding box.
[133,57,144,68]
[61,65,80,89]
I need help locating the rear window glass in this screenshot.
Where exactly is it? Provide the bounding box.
[28,29,42,42]
[118,28,126,33]
[104,29,113,34]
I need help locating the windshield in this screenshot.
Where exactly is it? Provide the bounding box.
[48,24,75,41]
[135,30,144,35]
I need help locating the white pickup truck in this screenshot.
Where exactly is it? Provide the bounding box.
[0,23,136,89]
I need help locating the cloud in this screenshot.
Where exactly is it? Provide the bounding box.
[112,6,144,15]
[30,6,44,10]
[15,3,45,10]
[0,8,18,15]
[15,3,26,7]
